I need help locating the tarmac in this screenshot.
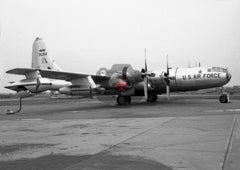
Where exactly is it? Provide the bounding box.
[0,96,239,170]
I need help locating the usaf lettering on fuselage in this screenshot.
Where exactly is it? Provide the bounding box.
[182,73,221,80]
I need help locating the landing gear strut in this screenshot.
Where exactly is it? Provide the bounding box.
[117,96,131,105]
[218,87,229,103]
[6,98,22,115]
[147,94,158,102]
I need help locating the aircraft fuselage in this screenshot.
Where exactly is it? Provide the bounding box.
[98,66,231,96]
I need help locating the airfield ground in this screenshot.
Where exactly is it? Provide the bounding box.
[0,95,239,170]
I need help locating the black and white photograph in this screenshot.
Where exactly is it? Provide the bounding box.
[0,0,240,169]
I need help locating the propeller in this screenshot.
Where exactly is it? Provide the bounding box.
[36,77,41,92]
[163,55,173,100]
[143,76,148,100]
[122,66,128,81]
[35,70,42,93]
[143,48,149,100]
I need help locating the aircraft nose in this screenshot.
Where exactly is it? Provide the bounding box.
[226,71,231,82]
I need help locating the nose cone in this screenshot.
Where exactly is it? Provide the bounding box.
[226,71,231,83]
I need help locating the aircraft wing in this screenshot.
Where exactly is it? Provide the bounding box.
[39,69,91,81]
[6,68,110,82]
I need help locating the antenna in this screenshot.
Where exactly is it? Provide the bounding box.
[144,48,147,71]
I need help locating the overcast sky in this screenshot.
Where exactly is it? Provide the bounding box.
[0,0,240,92]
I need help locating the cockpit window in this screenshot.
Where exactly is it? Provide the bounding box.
[207,67,227,73]
[220,68,227,73]
[209,67,227,73]
[212,67,220,72]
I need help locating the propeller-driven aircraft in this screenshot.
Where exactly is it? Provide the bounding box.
[5,37,232,108]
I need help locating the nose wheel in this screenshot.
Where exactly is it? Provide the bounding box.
[117,96,131,105]
[219,94,229,103]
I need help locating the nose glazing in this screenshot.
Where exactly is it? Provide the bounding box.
[226,71,231,82]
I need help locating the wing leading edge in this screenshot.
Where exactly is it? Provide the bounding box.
[6,68,110,81]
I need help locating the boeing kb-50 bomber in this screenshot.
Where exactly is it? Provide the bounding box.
[5,37,231,111]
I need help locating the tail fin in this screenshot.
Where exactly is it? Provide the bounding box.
[31,37,61,71]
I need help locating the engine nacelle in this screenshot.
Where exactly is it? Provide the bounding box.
[122,67,143,84]
[16,90,34,98]
[59,86,92,96]
[126,71,144,83]
[26,78,52,93]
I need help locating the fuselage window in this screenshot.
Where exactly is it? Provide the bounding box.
[220,68,227,73]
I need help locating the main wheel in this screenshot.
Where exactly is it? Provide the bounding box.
[117,96,126,105]
[219,94,229,103]
[147,94,158,102]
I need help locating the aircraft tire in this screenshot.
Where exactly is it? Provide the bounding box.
[219,94,229,103]
[147,94,158,102]
[117,96,126,105]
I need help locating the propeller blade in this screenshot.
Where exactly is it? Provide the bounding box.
[122,66,128,80]
[166,55,169,76]
[165,55,171,100]
[166,85,170,101]
[36,78,41,92]
[145,48,148,72]
[143,76,148,100]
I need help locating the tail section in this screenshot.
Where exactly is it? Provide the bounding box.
[32,37,61,71]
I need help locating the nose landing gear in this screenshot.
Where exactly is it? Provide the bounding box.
[219,93,229,103]
[219,87,230,103]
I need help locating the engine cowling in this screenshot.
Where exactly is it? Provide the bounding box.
[122,67,143,84]
[26,78,52,93]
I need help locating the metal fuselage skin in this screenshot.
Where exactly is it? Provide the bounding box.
[150,67,231,93]
[96,66,231,96]
[6,65,231,98]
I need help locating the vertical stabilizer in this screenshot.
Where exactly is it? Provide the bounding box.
[32,37,61,70]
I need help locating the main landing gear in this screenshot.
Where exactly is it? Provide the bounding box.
[116,94,158,105]
[117,96,131,105]
[147,94,158,102]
